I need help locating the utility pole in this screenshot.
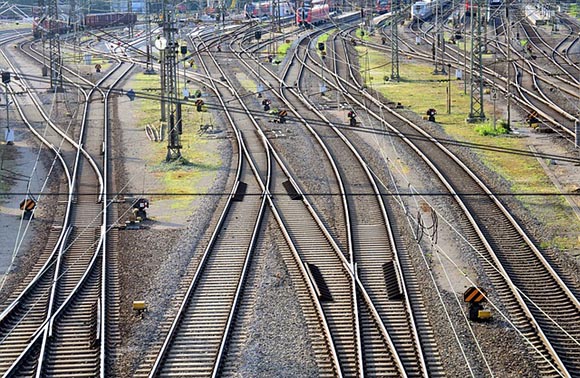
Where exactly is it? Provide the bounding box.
[390,0,400,81]
[506,0,511,129]
[273,0,280,32]
[160,0,182,161]
[468,0,485,122]
[433,0,439,73]
[68,0,76,31]
[447,64,452,114]
[463,2,468,94]
[145,0,155,74]
[3,73,14,145]
[128,0,134,38]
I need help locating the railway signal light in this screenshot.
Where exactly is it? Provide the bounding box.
[180,45,187,55]
[255,30,261,40]
[426,108,437,122]
[348,110,357,127]
[317,42,325,51]
[262,99,271,111]
[1,72,10,84]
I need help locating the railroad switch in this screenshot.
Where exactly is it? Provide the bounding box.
[273,109,287,124]
[124,219,142,230]
[468,302,492,322]
[464,286,492,322]
[133,301,148,318]
[19,198,36,220]
[526,111,539,128]
[195,99,204,112]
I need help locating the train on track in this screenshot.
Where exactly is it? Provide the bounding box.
[411,0,450,21]
[32,12,137,38]
[375,0,390,14]
[296,0,331,27]
[84,12,137,28]
[244,1,295,19]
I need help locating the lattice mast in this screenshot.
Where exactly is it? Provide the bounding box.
[47,0,62,90]
[161,0,182,161]
[390,0,400,81]
[468,0,485,122]
[433,0,446,74]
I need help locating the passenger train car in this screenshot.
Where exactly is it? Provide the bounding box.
[376,0,390,14]
[243,1,295,19]
[296,0,331,27]
[411,0,449,20]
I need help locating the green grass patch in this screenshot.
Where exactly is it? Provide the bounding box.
[131,73,221,209]
[355,28,371,41]
[278,41,291,57]
[568,3,579,18]
[318,31,332,44]
[357,47,580,252]
[474,122,509,136]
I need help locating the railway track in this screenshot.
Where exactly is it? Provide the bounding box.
[229,22,420,375]
[0,32,132,376]
[136,27,343,377]
[388,4,579,143]
[311,23,580,376]
[2,12,578,377]
[290,33,434,377]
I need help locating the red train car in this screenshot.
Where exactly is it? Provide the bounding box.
[32,17,70,38]
[376,0,390,14]
[83,12,137,28]
[33,12,136,38]
[296,0,330,26]
[465,0,477,14]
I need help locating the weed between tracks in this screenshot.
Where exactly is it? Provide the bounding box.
[129,72,221,211]
[357,44,580,252]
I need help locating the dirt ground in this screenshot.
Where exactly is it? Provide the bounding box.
[0,121,49,288]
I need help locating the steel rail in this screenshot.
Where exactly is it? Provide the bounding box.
[232,24,408,376]
[314,31,578,376]
[325,31,430,377]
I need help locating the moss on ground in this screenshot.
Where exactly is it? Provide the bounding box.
[357,45,580,252]
[0,22,30,31]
